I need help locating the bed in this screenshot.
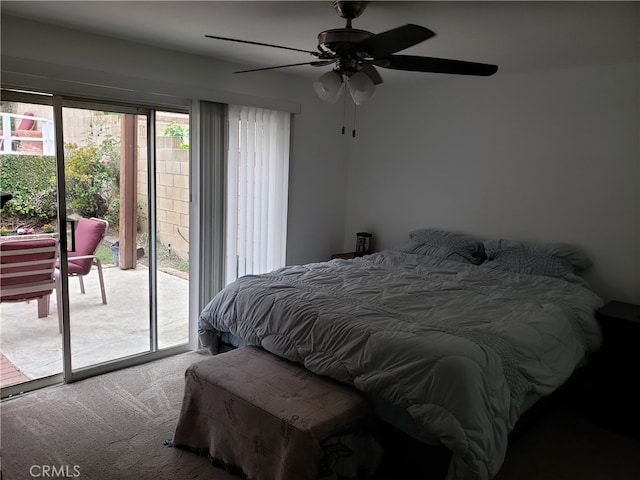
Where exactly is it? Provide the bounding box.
[197,229,603,480]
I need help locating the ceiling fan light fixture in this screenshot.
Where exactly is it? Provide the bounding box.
[313,70,344,103]
[347,70,376,105]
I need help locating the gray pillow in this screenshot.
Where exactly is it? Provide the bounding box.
[482,239,592,277]
[394,229,486,265]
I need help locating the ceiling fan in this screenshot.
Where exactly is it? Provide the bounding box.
[205,1,498,105]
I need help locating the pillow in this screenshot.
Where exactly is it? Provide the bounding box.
[394,228,486,265]
[482,239,592,278]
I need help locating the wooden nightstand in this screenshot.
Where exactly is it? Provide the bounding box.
[586,301,640,438]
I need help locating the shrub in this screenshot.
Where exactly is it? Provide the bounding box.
[64,142,119,218]
[164,121,189,149]
[104,197,120,227]
[0,155,57,223]
[104,197,147,232]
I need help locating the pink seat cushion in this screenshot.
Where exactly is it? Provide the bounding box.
[55,218,106,275]
[67,260,89,275]
[1,238,57,301]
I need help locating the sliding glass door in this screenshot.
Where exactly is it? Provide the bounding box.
[61,104,154,370]
[0,92,190,395]
[153,111,191,349]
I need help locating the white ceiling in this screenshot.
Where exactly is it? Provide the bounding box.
[2,1,638,81]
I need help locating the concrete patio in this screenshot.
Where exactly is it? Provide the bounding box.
[0,264,189,383]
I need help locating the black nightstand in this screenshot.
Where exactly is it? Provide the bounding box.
[587,301,640,438]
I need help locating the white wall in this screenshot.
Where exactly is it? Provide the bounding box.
[344,63,640,304]
[0,15,349,265]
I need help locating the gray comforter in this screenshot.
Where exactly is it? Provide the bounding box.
[198,250,603,480]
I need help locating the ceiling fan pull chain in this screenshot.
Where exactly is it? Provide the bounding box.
[352,102,357,138]
[342,86,347,134]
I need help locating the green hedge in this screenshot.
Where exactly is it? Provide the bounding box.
[0,155,57,223]
[1,142,119,228]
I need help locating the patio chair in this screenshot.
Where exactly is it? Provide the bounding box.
[56,217,108,305]
[0,112,36,152]
[16,112,36,131]
[0,237,59,321]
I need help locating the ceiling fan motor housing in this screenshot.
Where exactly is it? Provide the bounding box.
[318,28,374,75]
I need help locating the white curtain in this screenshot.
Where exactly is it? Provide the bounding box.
[225,105,290,284]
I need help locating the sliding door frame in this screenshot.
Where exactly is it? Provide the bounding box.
[60,97,193,383]
[0,89,194,395]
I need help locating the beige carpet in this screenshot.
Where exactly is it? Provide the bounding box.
[2,350,639,480]
[0,350,237,480]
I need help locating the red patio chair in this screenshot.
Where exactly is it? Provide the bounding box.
[0,112,35,135]
[16,112,36,131]
[0,112,37,152]
[56,217,108,305]
[0,238,59,321]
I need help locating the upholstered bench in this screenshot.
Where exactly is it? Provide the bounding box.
[172,346,380,480]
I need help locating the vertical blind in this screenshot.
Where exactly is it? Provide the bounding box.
[225,105,291,284]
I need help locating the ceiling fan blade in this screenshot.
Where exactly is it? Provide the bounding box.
[377,55,498,76]
[205,34,318,56]
[360,64,383,85]
[234,61,331,74]
[358,24,435,58]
